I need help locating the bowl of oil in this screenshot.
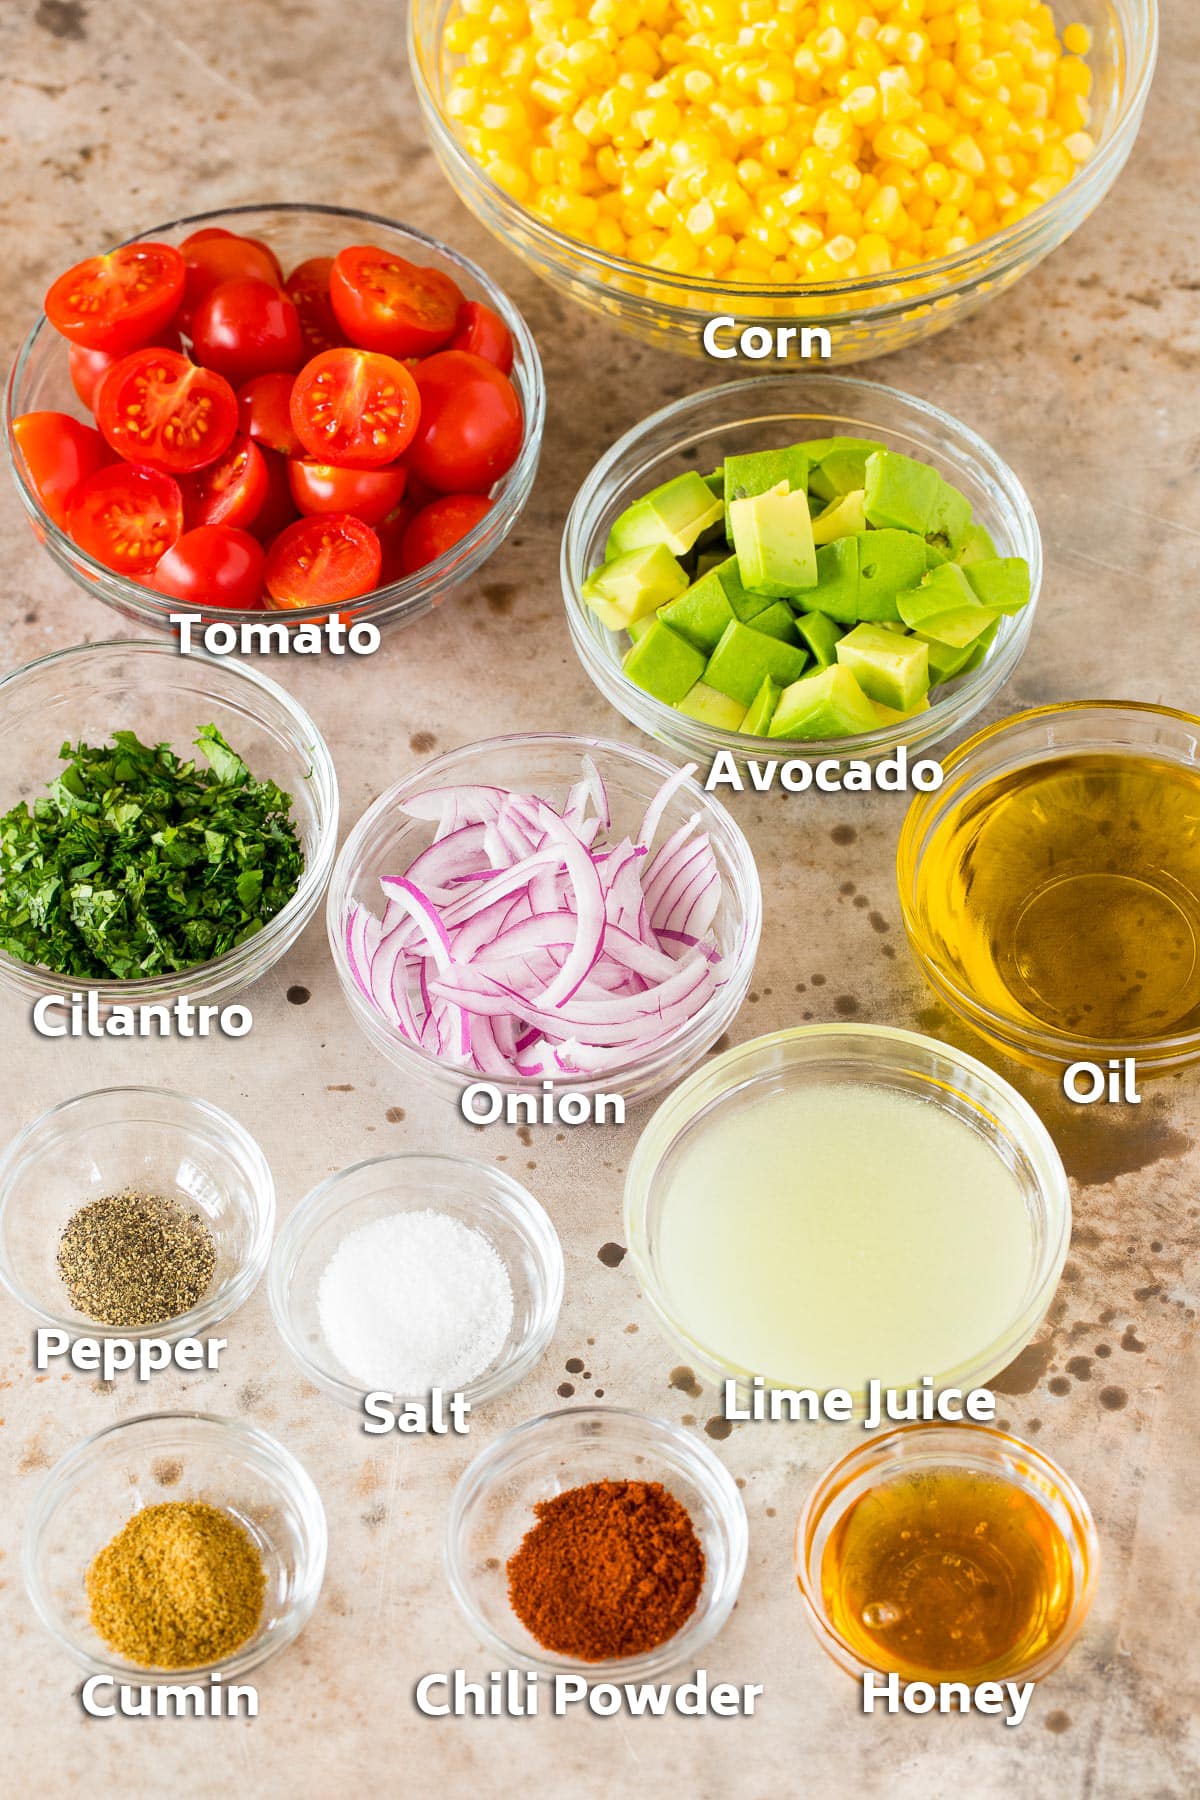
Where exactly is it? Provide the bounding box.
[794,1424,1099,1687]
[898,702,1200,1074]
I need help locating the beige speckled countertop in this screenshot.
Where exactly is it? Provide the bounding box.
[2,2,1198,1795]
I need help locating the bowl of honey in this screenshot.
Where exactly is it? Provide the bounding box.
[794,1424,1099,1688]
[898,702,1200,1074]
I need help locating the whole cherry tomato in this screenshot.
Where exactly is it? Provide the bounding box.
[448,300,514,374]
[179,235,281,329]
[150,524,266,608]
[399,493,492,574]
[405,350,522,494]
[191,279,304,386]
[13,411,113,529]
[287,459,407,525]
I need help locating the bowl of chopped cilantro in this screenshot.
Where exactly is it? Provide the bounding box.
[0,639,338,1010]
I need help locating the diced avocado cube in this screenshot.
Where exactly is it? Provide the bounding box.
[958,616,1000,674]
[730,482,818,597]
[704,619,810,707]
[581,542,689,631]
[963,556,1030,614]
[925,540,953,568]
[702,468,724,499]
[836,622,930,713]
[870,695,932,725]
[723,446,810,515]
[864,449,942,535]
[795,609,844,668]
[920,634,975,684]
[715,554,778,623]
[622,619,707,703]
[854,529,928,622]
[741,676,781,737]
[897,561,998,647]
[926,478,972,558]
[769,663,881,740]
[627,613,656,643]
[677,681,748,731]
[806,537,859,624]
[956,521,999,566]
[606,471,725,559]
[812,488,868,546]
[694,546,727,578]
[746,601,801,643]
[804,437,883,502]
[659,566,736,652]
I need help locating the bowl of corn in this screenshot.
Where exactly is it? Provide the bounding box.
[410,0,1156,363]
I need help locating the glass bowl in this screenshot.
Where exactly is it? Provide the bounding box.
[268,1152,564,1411]
[625,1025,1070,1410]
[326,732,762,1107]
[4,202,544,637]
[0,1086,274,1343]
[0,638,338,1012]
[794,1424,1099,1685]
[899,700,1200,1074]
[445,1405,748,1678]
[411,0,1156,362]
[562,374,1041,766]
[24,1411,327,1681]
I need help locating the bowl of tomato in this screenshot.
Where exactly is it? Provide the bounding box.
[5,203,545,637]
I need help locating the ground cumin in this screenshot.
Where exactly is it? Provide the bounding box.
[506,1478,705,1660]
[86,1500,265,1668]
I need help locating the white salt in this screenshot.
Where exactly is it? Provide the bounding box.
[317,1208,514,1394]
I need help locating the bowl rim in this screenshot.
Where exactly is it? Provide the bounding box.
[624,1022,1072,1405]
[325,728,763,1098]
[561,370,1042,762]
[267,1149,565,1411]
[443,1401,750,1678]
[410,0,1159,310]
[897,697,1200,1066]
[5,200,546,630]
[0,636,338,999]
[23,1408,328,1682]
[0,1084,276,1340]
[792,1421,1101,1685]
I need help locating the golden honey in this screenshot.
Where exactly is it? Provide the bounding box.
[913,751,1200,1046]
[820,1463,1075,1683]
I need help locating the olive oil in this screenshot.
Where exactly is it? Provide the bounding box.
[821,1462,1075,1682]
[916,752,1200,1045]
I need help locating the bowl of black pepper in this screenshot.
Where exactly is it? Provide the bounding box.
[0,1086,275,1344]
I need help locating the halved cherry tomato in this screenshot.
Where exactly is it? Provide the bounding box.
[66,464,183,574]
[150,525,266,608]
[285,257,344,356]
[191,279,304,386]
[179,236,281,329]
[265,512,381,607]
[13,412,113,530]
[448,300,514,374]
[181,434,268,530]
[330,246,463,358]
[44,243,185,354]
[406,350,522,494]
[236,371,303,457]
[95,347,238,475]
[250,448,299,542]
[287,459,407,525]
[289,348,419,468]
[69,330,183,411]
[400,493,492,575]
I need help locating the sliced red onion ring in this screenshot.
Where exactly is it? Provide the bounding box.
[346,758,728,1076]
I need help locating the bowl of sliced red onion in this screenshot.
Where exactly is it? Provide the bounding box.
[326,734,762,1108]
